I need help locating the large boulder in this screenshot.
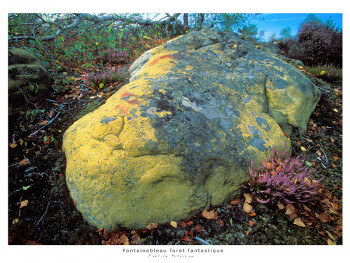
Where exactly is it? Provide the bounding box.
[8,48,53,115]
[63,29,320,230]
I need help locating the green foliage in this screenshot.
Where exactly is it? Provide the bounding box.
[238,24,258,40]
[304,64,342,82]
[280,26,292,39]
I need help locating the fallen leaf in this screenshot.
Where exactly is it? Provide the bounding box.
[248,211,256,217]
[39,120,48,125]
[289,213,298,220]
[243,193,252,203]
[331,202,339,210]
[330,137,335,143]
[277,202,285,210]
[218,219,225,227]
[120,234,129,245]
[246,230,250,236]
[333,156,339,161]
[186,221,194,226]
[202,209,218,220]
[316,150,322,156]
[243,202,253,213]
[181,222,186,228]
[266,162,273,170]
[303,204,311,212]
[146,223,158,230]
[300,146,307,151]
[10,142,18,148]
[170,221,177,228]
[285,204,295,215]
[249,220,255,226]
[181,235,190,242]
[333,185,339,190]
[25,240,41,245]
[194,225,202,232]
[20,200,28,208]
[12,218,19,224]
[18,159,30,166]
[293,217,305,227]
[327,239,335,245]
[230,198,241,205]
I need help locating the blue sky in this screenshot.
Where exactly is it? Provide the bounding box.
[252,13,343,41]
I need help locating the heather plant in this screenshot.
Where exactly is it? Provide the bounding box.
[99,48,128,65]
[86,66,129,88]
[247,146,319,204]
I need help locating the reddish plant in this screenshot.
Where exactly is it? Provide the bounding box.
[247,146,319,204]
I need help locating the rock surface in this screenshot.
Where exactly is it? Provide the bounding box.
[63,29,320,230]
[8,48,53,115]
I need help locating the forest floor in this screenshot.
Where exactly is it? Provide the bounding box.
[8,62,342,245]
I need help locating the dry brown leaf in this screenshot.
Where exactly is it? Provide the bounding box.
[170,221,178,228]
[285,208,293,215]
[40,120,48,126]
[248,211,256,217]
[194,225,202,232]
[18,159,30,166]
[10,142,18,148]
[180,222,186,228]
[186,221,194,226]
[303,204,312,212]
[230,198,241,205]
[327,239,335,245]
[202,209,218,220]
[266,162,273,170]
[277,202,285,210]
[146,222,158,230]
[293,217,305,227]
[243,193,252,203]
[182,235,190,242]
[290,213,298,220]
[120,234,129,245]
[243,202,253,213]
[249,220,255,226]
[20,200,28,208]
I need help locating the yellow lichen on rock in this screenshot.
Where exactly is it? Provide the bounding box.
[63,29,320,231]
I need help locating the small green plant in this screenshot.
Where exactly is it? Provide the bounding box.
[28,83,39,94]
[304,64,342,82]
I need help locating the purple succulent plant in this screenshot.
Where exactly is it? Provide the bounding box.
[247,146,319,204]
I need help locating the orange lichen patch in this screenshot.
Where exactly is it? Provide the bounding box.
[127,99,140,105]
[151,53,181,66]
[115,104,129,114]
[121,91,134,98]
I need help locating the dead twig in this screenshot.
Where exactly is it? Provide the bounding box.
[29,111,60,137]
